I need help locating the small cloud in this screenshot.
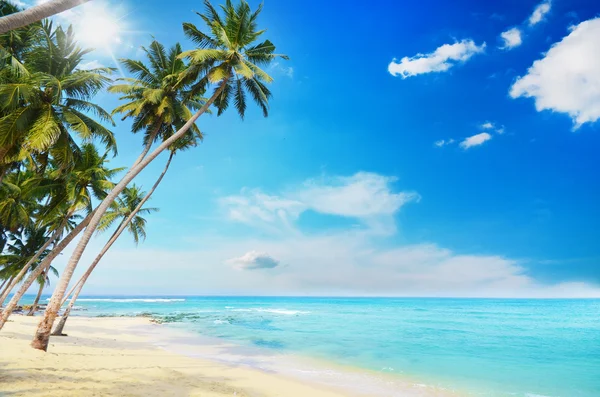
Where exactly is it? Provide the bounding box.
[434,139,455,147]
[228,251,280,270]
[500,28,522,49]
[388,39,486,78]
[77,60,105,70]
[529,0,552,26]
[510,17,600,128]
[270,62,294,78]
[460,132,492,149]
[481,122,505,134]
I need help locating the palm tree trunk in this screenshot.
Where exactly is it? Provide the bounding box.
[0,210,94,330]
[32,80,227,351]
[0,276,15,301]
[27,276,45,316]
[61,279,82,307]
[131,119,163,167]
[0,215,70,308]
[0,0,92,34]
[0,279,8,293]
[52,152,174,336]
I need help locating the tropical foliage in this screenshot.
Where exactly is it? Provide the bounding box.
[0,0,286,353]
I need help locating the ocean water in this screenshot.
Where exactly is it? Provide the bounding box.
[34,296,600,397]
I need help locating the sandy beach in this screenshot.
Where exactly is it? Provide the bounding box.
[0,316,351,397]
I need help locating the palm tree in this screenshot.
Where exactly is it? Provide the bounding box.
[0,20,116,171]
[26,266,58,316]
[0,208,94,329]
[0,144,122,329]
[52,184,158,335]
[0,0,92,35]
[0,225,56,315]
[109,40,204,166]
[32,0,287,351]
[0,143,121,309]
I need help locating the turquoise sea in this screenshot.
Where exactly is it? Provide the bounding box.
[30,296,600,397]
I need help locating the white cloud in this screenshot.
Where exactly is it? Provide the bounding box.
[227,251,279,270]
[221,172,419,234]
[480,122,505,134]
[510,18,600,128]
[270,61,294,78]
[77,60,105,70]
[69,234,600,298]
[43,173,600,298]
[529,0,552,26]
[500,28,522,49]
[460,132,492,149]
[434,139,455,147]
[388,39,486,78]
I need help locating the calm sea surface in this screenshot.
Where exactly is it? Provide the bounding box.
[30,296,600,397]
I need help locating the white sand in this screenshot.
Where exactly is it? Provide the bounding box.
[0,315,352,396]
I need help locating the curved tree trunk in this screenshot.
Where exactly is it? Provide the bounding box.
[61,279,82,307]
[0,275,15,301]
[0,278,8,293]
[131,119,163,167]
[0,210,94,330]
[0,215,69,308]
[0,0,92,34]
[27,276,45,316]
[53,152,174,336]
[32,82,226,351]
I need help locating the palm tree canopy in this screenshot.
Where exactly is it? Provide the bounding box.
[0,225,54,281]
[109,40,205,149]
[179,0,288,119]
[97,184,158,245]
[0,21,116,168]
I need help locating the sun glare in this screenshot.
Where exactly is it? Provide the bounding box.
[73,8,123,50]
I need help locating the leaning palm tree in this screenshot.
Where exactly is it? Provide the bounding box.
[109,40,205,166]
[0,225,55,315]
[0,143,120,310]
[26,265,58,316]
[32,0,287,351]
[0,0,92,35]
[52,184,158,335]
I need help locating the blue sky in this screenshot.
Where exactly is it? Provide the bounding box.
[26,0,600,296]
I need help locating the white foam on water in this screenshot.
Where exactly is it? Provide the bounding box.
[47,298,186,303]
[228,308,310,315]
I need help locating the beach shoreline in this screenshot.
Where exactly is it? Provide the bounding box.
[0,314,468,397]
[0,315,356,397]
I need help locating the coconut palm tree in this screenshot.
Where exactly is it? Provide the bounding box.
[0,143,121,310]
[0,225,56,315]
[0,20,116,171]
[56,132,201,333]
[0,0,92,35]
[26,265,58,316]
[109,40,204,166]
[52,184,158,335]
[32,0,287,351]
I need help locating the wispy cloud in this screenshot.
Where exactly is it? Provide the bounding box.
[77,60,105,70]
[221,172,419,235]
[510,17,600,128]
[434,139,455,147]
[481,121,505,134]
[529,0,552,26]
[460,132,492,149]
[388,39,486,78]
